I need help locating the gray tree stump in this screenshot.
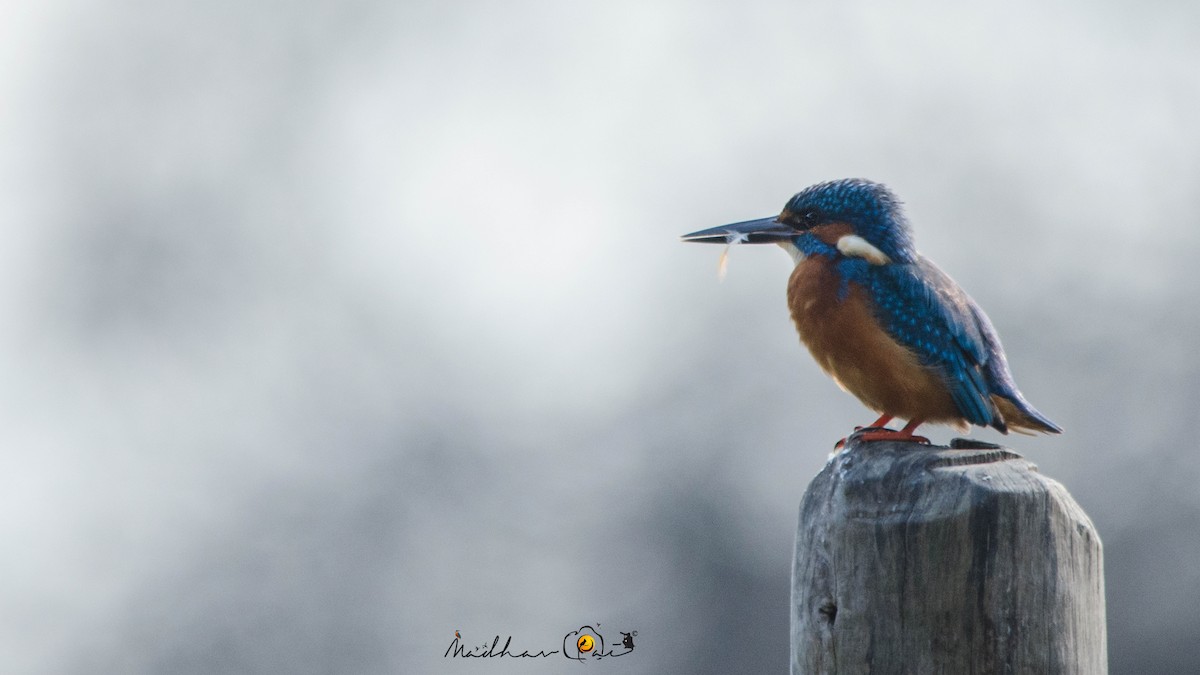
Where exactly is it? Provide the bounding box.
[791,438,1106,675]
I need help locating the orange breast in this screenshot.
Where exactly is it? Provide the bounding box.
[787,256,966,427]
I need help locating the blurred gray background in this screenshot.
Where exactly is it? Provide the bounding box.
[2,1,1197,673]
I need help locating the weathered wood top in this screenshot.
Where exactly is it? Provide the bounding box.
[791,437,1106,675]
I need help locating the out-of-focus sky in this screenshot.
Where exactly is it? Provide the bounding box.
[2,1,1198,673]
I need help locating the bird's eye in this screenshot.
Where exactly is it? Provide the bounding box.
[782,207,822,230]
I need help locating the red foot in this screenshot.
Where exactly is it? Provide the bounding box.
[855,429,930,444]
[852,414,893,433]
[846,418,929,446]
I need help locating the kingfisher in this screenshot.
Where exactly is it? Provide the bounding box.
[682,178,1061,444]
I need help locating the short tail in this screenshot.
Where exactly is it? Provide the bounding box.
[991,394,1062,435]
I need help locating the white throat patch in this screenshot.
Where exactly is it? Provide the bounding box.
[777,240,805,265]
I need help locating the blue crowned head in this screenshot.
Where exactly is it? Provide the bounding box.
[781,178,917,263]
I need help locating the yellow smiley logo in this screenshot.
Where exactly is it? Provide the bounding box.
[577,634,595,653]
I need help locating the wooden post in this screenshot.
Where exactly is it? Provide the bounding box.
[791,438,1106,675]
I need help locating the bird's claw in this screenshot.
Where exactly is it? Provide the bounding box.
[852,428,930,445]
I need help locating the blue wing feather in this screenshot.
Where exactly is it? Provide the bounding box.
[854,256,1004,431]
[968,299,1063,433]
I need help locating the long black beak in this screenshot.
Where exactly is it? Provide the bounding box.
[680,217,795,244]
